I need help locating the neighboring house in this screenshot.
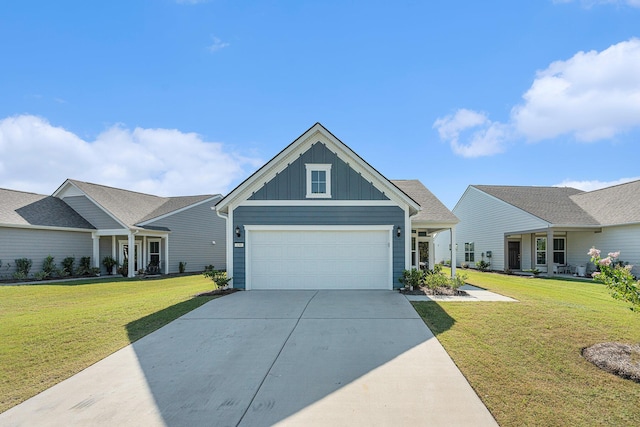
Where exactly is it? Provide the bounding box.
[434,181,640,276]
[215,123,458,290]
[1,180,226,279]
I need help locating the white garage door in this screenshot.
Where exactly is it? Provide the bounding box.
[247,227,392,290]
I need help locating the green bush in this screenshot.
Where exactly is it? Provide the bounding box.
[179,261,187,274]
[76,256,92,276]
[42,255,56,277]
[13,258,32,279]
[61,257,75,276]
[476,260,491,271]
[203,265,232,289]
[399,268,425,289]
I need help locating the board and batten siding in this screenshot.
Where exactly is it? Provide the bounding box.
[232,205,406,289]
[249,142,389,201]
[147,199,225,273]
[449,186,548,271]
[0,227,92,277]
[62,196,123,229]
[567,224,640,277]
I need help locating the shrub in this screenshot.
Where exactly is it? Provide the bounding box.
[203,265,232,289]
[476,260,491,271]
[117,260,129,277]
[179,261,187,274]
[102,256,117,275]
[42,255,56,277]
[450,272,468,290]
[424,269,450,290]
[76,256,92,276]
[61,257,75,276]
[14,258,32,279]
[589,247,640,311]
[399,268,425,289]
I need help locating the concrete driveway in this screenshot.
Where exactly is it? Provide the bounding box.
[1,291,497,426]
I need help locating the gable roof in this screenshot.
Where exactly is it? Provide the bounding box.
[0,188,95,229]
[570,179,640,226]
[392,180,458,227]
[216,123,420,215]
[54,179,220,228]
[473,185,599,226]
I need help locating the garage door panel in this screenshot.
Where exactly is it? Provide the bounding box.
[249,229,391,290]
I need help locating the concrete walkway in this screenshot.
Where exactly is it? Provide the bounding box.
[405,284,517,302]
[1,290,498,427]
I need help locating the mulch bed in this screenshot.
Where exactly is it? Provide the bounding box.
[400,286,469,296]
[582,342,640,382]
[196,288,241,297]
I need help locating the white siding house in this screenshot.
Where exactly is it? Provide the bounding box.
[435,181,640,277]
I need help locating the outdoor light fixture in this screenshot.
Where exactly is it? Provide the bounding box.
[235,226,241,237]
[396,226,401,237]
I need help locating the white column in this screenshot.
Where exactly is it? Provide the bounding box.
[111,235,116,258]
[164,236,170,274]
[547,228,554,276]
[450,227,457,278]
[92,234,100,269]
[428,239,435,271]
[142,236,147,271]
[404,211,411,270]
[128,232,135,278]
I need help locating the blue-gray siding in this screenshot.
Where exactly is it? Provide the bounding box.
[147,199,226,273]
[249,142,389,201]
[233,205,405,289]
[62,196,123,229]
[0,227,93,279]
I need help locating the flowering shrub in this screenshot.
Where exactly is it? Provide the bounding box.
[589,247,640,312]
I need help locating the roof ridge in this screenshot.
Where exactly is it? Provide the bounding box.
[580,179,640,195]
[68,179,168,200]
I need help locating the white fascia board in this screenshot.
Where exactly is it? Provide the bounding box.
[137,195,222,226]
[245,224,393,232]
[239,200,401,207]
[471,186,552,226]
[216,123,419,215]
[0,223,95,233]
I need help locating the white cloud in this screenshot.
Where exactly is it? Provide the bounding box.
[435,38,640,157]
[512,38,640,142]
[554,176,640,191]
[208,37,230,53]
[432,109,510,158]
[0,114,262,196]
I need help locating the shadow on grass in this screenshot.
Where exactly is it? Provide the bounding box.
[126,296,216,343]
[411,301,456,337]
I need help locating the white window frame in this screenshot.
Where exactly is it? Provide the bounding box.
[553,237,566,265]
[464,242,475,263]
[148,239,161,267]
[535,237,546,266]
[305,163,332,198]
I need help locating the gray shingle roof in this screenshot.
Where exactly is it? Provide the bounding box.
[0,188,95,229]
[571,179,640,225]
[473,185,600,225]
[67,179,217,227]
[392,180,458,225]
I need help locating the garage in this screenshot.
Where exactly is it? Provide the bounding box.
[246,226,392,290]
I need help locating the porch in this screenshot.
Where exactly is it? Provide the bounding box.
[91,228,171,278]
[411,223,457,277]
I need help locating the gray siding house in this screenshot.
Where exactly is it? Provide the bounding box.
[1,181,226,279]
[215,123,458,290]
[435,181,640,277]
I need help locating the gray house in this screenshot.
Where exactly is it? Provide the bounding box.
[1,180,226,279]
[215,123,458,290]
[435,181,640,277]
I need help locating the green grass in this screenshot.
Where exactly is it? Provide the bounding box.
[413,270,640,426]
[0,274,217,413]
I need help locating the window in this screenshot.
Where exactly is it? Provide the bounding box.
[149,240,160,266]
[464,242,475,263]
[305,164,332,198]
[536,237,546,265]
[553,238,566,264]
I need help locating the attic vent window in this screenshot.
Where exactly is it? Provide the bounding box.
[305,164,332,198]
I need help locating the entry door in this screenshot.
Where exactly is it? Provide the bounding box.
[119,242,141,271]
[508,241,521,270]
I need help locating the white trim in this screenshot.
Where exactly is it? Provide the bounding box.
[137,195,222,226]
[148,238,161,269]
[216,124,420,215]
[239,199,400,207]
[0,223,95,233]
[54,180,129,229]
[305,163,332,199]
[244,225,393,291]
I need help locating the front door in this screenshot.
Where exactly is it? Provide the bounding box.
[119,242,141,272]
[508,241,521,270]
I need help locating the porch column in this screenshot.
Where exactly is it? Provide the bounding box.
[450,227,457,278]
[111,235,116,258]
[504,235,509,271]
[164,236,170,275]
[92,234,100,269]
[546,228,554,276]
[128,232,135,278]
[428,239,435,272]
[142,236,147,271]
[415,235,420,269]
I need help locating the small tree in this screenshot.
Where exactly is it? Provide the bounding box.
[399,268,425,290]
[203,265,232,289]
[589,247,640,312]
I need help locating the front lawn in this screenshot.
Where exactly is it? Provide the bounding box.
[0,275,216,413]
[413,270,640,426]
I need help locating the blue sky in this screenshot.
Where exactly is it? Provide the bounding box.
[1,0,639,209]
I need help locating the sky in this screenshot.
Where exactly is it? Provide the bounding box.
[1,0,640,209]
